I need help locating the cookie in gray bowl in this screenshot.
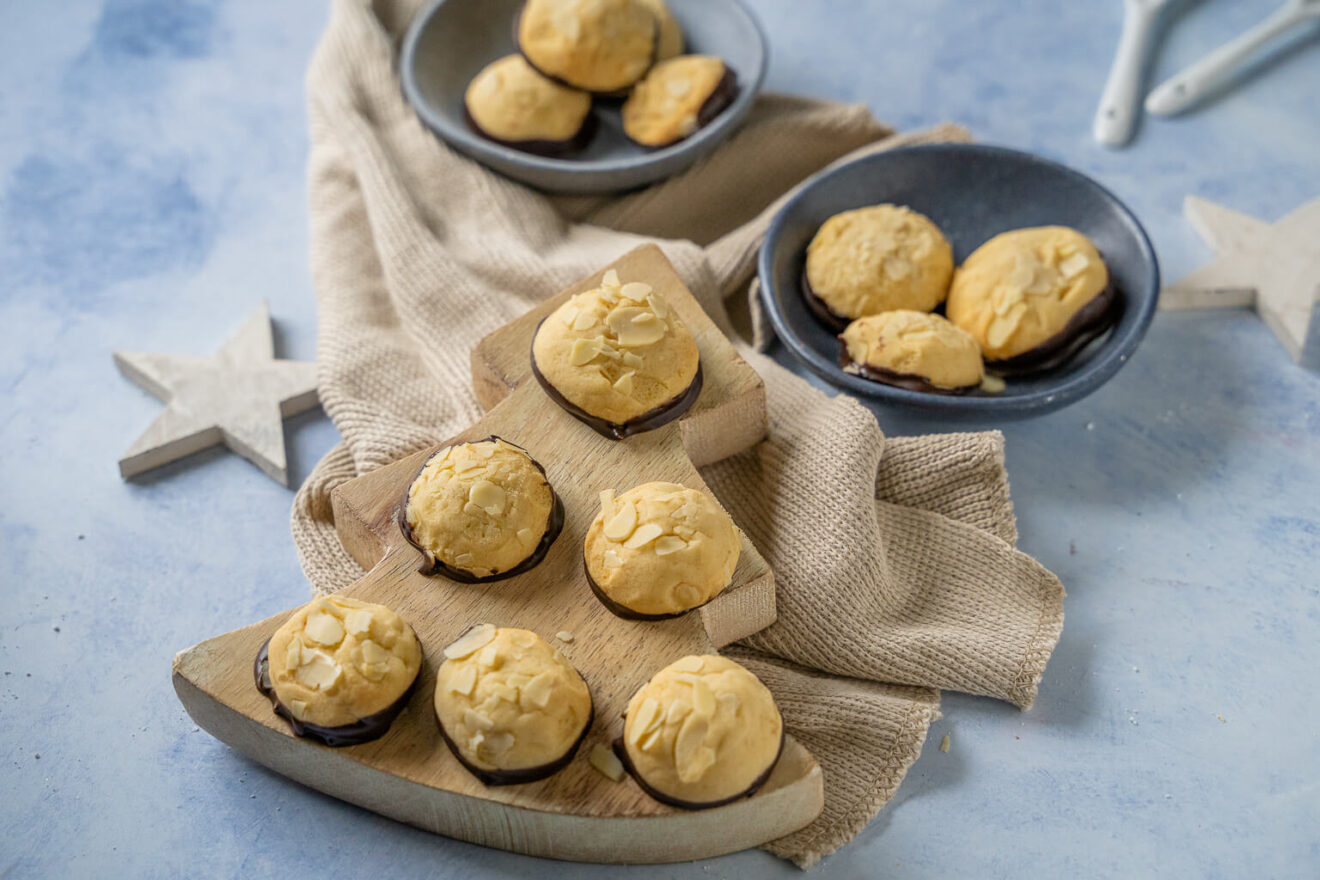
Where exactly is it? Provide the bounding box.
[400,0,767,194]
[757,144,1160,420]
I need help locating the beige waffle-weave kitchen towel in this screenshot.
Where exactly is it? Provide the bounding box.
[290,0,1065,868]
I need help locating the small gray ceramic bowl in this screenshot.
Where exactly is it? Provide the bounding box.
[400,0,767,194]
[758,144,1160,420]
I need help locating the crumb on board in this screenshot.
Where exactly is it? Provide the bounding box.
[939,734,950,753]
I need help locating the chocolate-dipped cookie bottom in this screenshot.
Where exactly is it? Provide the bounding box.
[463,105,597,158]
[254,640,418,748]
[800,268,857,333]
[623,67,740,150]
[435,700,595,787]
[530,325,704,440]
[611,727,786,810]
[836,340,980,396]
[513,6,658,98]
[582,549,720,621]
[397,436,565,582]
[987,282,1121,376]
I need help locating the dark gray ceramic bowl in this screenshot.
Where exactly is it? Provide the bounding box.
[758,144,1160,419]
[400,0,767,194]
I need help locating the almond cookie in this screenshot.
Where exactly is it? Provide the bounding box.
[621,55,738,148]
[803,204,955,329]
[400,437,563,582]
[434,625,593,785]
[615,655,783,809]
[517,0,657,94]
[464,55,593,155]
[255,596,422,747]
[839,310,984,394]
[584,482,740,619]
[531,269,701,439]
[946,226,1115,372]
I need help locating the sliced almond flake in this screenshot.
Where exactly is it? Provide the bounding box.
[449,664,478,696]
[619,281,652,301]
[601,269,621,289]
[621,351,644,368]
[303,611,344,647]
[603,549,623,568]
[484,731,515,755]
[654,535,686,556]
[640,727,664,752]
[631,312,657,324]
[603,503,637,541]
[671,655,704,673]
[691,679,716,717]
[717,691,740,714]
[629,697,661,744]
[284,638,302,671]
[589,744,626,781]
[674,715,712,782]
[561,305,580,327]
[665,697,692,725]
[463,708,494,731]
[570,337,600,366]
[343,608,374,637]
[522,671,555,709]
[555,630,574,643]
[645,292,668,318]
[294,652,342,691]
[288,699,309,720]
[478,643,502,669]
[624,522,663,549]
[613,371,635,396]
[443,623,496,659]
[1059,253,1090,279]
[572,310,598,331]
[598,488,615,522]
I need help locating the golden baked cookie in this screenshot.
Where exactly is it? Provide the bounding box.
[434,624,593,785]
[464,55,593,154]
[617,655,783,809]
[946,226,1115,368]
[804,204,954,328]
[531,269,701,438]
[584,482,740,618]
[637,0,683,60]
[256,596,422,746]
[517,0,657,94]
[621,55,737,148]
[839,310,984,394]
[401,437,562,582]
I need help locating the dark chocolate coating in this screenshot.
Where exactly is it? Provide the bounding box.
[622,66,740,150]
[435,694,594,786]
[800,268,854,333]
[530,318,704,440]
[463,104,597,157]
[254,640,419,748]
[836,339,979,396]
[612,726,786,810]
[397,436,564,582]
[582,548,717,621]
[513,4,658,97]
[985,281,1121,376]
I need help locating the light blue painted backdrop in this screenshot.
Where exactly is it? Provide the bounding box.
[1,1,1316,877]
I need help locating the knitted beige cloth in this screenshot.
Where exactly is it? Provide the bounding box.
[291,0,1065,868]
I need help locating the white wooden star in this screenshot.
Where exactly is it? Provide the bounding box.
[115,302,320,486]
[1160,195,1320,367]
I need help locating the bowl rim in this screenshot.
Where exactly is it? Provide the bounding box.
[757,142,1161,414]
[399,0,769,179]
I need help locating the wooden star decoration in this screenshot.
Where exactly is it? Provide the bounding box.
[1160,195,1320,367]
[114,302,320,486]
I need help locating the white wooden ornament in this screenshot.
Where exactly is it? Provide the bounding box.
[115,302,320,486]
[1160,195,1320,366]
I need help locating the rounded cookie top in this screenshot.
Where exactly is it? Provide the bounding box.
[585,482,740,617]
[404,438,555,580]
[621,56,732,147]
[518,0,656,93]
[465,55,591,145]
[267,596,422,729]
[637,0,683,60]
[840,310,984,392]
[805,204,954,321]
[945,226,1110,361]
[532,269,700,427]
[621,655,783,807]
[434,625,592,774]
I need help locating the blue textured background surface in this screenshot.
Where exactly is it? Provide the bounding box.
[1,1,1317,877]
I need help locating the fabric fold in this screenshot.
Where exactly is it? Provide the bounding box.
[291,0,1065,866]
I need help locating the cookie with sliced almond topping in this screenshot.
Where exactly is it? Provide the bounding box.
[531,269,701,439]
[615,655,783,809]
[803,204,954,330]
[946,226,1115,373]
[434,625,593,785]
[464,55,594,156]
[584,482,740,619]
[621,55,738,148]
[400,437,563,582]
[516,0,657,94]
[839,310,984,394]
[254,596,422,747]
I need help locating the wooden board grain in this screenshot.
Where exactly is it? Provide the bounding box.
[172,245,823,863]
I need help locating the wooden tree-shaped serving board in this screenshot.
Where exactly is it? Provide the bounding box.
[172,246,824,863]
